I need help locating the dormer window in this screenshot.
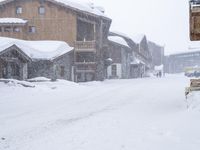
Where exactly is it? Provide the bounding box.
[16,6,22,14]
[39,6,45,15]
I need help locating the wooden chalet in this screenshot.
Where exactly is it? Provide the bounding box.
[0,0,112,82]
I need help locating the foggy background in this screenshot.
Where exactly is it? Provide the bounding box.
[81,0,200,55]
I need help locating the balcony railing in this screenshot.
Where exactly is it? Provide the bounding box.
[75,62,96,65]
[74,41,96,51]
[75,63,96,73]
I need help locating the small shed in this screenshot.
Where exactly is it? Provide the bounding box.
[0,44,31,80]
[0,37,74,81]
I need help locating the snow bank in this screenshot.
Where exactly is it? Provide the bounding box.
[186,91,200,111]
[28,77,52,82]
[0,37,73,60]
[1,75,200,150]
[0,79,35,88]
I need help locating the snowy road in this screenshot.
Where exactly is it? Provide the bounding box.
[1,74,200,150]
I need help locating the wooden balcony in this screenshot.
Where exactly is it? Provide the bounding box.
[75,63,96,73]
[75,62,96,65]
[74,41,96,52]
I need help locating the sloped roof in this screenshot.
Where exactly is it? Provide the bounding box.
[108,36,130,48]
[0,0,109,19]
[110,31,146,44]
[131,34,145,44]
[0,37,73,60]
[0,18,27,24]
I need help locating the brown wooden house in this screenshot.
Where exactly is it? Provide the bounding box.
[190,0,200,41]
[0,0,112,82]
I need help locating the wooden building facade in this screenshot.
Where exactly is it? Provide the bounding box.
[0,0,112,82]
[190,0,200,41]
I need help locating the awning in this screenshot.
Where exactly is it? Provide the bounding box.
[0,18,28,25]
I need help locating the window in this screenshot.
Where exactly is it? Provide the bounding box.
[60,66,65,77]
[111,65,117,76]
[4,26,12,32]
[13,27,21,32]
[77,19,95,41]
[16,6,22,14]
[29,26,36,33]
[39,6,45,15]
[0,27,2,32]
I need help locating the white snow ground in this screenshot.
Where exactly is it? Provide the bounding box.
[0,74,200,150]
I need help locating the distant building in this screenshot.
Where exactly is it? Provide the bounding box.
[106,35,132,79]
[130,34,152,77]
[148,41,164,68]
[165,49,200,73]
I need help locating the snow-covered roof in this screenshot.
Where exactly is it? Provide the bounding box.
[0,0,109,19]
[0,37,73,60]
[131,34,145,44]
[110,31,132,40]
[108,36,130,48]
[0,18,27,24]
[110,31,146,44]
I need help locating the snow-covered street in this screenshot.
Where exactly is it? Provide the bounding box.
[1,74,200,150]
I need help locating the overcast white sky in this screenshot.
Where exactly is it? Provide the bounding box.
[83,0,200,55]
